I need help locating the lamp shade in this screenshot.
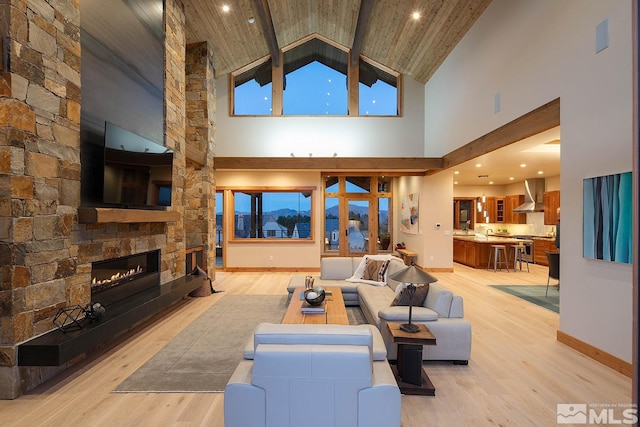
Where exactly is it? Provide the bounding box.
[388,264,437,285]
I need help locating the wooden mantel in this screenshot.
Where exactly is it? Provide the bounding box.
[77,208,180,224]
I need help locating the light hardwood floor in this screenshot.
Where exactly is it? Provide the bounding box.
[1,263,631,426]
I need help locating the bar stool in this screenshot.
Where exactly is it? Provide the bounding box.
[487,245,509,272]
[511,244,530,272]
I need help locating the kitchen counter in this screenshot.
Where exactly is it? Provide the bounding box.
[453,235,533,269]
[453,235,532,244]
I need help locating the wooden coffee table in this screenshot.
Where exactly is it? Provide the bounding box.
[387,321,437,396]
[282,287,349,325]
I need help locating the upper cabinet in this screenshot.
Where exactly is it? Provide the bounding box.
[504,194,526,224]
[544,190,560,225]
[483,196,504,223]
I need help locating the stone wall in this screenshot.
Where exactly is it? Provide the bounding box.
[0,0,82,399]
[0,0,194,399]
[185,42,216,275]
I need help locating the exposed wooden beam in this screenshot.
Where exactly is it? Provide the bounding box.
[252,0,280,67]
[350,0,375,67]
[214,156,442,173]
[435,98,561,173]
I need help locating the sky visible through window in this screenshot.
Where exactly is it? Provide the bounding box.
[234,192,311,214]
[234,61,397,116]
[284,62,346,115]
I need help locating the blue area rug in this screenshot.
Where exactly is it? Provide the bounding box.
[490,285,559,313]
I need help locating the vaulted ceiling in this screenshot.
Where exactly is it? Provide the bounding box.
[184,0,493,82]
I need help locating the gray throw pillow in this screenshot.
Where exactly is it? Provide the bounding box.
[391,284,429,306]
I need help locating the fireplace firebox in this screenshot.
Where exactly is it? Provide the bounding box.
[91,250,160,306]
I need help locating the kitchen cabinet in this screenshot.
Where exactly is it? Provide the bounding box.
[533,238,557,266]
[485,197,497,223]
[482,196,504,223]
[453,238,478,267]
[544,190,560,225]
[495,197,504,222]
[504,194,526,224]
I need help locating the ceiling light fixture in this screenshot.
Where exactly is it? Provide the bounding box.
[412,11,421,20]
[520,163,527,167]
[538,170,544,175]
[475,163,482,167]
[248,17,255,24]
[222,4,230,13]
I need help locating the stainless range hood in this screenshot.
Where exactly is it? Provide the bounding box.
[513,178,546,213]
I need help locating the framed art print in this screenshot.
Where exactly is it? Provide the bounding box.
[583,171,632,264]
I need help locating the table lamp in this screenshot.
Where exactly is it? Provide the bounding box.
[388,263,437,333]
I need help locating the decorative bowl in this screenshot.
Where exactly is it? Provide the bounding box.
[304,288,326,306]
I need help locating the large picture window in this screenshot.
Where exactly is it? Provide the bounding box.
[231,188,314,241]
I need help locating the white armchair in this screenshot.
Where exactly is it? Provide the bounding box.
[224,323,401,427]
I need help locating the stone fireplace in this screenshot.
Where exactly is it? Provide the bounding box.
[90,250,160,307]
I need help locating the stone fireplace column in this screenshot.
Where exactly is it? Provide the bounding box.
[185,41,216,278]
[0,0,82,399]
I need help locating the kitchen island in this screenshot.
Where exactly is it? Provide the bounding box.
[453,235,533,269]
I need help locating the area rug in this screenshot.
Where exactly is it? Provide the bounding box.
[346,306,367,325]
[490,285,559,313]
[114,294,288,393]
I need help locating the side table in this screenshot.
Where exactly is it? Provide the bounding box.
[386,321,437,396]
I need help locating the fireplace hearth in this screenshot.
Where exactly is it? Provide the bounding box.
[91,250,160,307]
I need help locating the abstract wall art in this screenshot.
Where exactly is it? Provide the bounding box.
[583,171,632,264]
[400,193,419,235]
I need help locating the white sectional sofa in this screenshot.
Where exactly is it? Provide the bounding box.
[287,256,472,362]
[225,323,401,427]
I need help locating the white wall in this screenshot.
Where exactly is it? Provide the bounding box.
[394,173,454,270]
[214,76,426,157]
[425,0,633,362]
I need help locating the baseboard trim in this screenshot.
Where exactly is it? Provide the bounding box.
[224,267,319,272]
[557,330,632,377]
[422,267,454,273]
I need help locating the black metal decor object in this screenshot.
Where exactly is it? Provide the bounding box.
[53,305,85,333]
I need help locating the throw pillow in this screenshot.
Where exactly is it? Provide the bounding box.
[391,284,430,306]
[362,259,390,282]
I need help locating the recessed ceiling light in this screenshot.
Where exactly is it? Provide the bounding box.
[412,12,421,20]
[538,170,544,175]
[475,163,482,167]
[248,17,255,24]
[520,163,527,168]
[222,4,230,13]
[454,170,459,175]
[454,181,458,185]
[489,181,494,185]
[509,177,514,180]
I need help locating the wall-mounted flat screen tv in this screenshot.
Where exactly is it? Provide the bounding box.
[102,122,173,209]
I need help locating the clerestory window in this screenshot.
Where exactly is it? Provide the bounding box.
[230,37,400,117]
